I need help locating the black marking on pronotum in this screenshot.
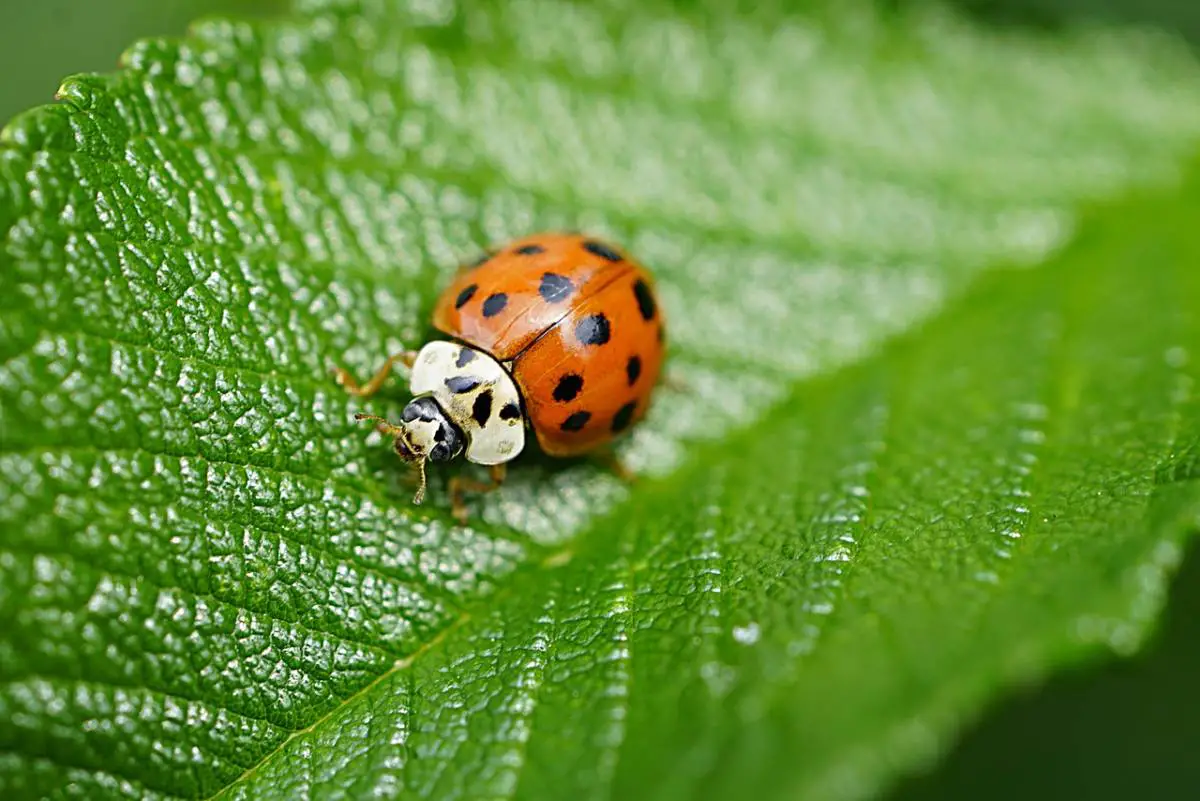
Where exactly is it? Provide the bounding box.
[538,272,574,303]
[575,313,611,346]
[455,284,478,309]
[445,375,481,393]
[455,348,476,368]
[499,402,521,421]
[482,293,508,317]
[611,401,637,433]
[515,243,545,255]
[472,390,494,427]
[561,411,591,432]
[553,373,584,402]
[625,355,642,386]
[583,240,622,262]
[633,279,657,321]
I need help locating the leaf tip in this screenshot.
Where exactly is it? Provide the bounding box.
[54,74,104,111]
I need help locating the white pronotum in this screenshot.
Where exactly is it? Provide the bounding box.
[409,340,525,465]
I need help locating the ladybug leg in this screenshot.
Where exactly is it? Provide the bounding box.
[595,450,637,484]
[661,371,689,393]
[449,463,507,523]
[333,350,419,397]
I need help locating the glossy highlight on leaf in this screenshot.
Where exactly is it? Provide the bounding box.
[2,1,1200,800]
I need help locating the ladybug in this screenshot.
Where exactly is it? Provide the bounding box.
[336,232,666,520]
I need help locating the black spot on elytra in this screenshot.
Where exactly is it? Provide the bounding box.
[611,401,637,433]
[575,313,611,346]
[499,402,521,421]
[553,373,584,402]
[482,293,508,317]
[626,356,642,386]
[455,284,478,309]
[455,348,476,368]
[433,426,447,442]
[445,375,481,393]
[633,279,657,321]
[472,390,494,426]
[515,243,545,255]
[561,411,591,432]
[583,240,622,262]
[538,272,574,303]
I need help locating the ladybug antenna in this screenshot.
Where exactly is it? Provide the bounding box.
[354,412,429,505]
[412,460,427,506]
[353,412,401,436]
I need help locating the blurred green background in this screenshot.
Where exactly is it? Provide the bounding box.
[890,545,1200,801]
[0,1,284,124]
[2,1,1196,799]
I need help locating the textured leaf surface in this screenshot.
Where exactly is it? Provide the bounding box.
[2,1,1200,799]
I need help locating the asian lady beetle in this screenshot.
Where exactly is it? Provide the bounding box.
[336,232,666,521]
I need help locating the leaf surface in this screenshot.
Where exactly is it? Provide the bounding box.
[2,1,1200,799]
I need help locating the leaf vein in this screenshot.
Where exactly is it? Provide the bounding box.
[206,609,473,800]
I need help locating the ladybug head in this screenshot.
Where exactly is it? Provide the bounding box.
[354,396,464,505]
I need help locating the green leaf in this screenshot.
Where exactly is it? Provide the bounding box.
[2,1,1200,799]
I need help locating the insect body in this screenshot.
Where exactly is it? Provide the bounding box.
[338,232,667,520]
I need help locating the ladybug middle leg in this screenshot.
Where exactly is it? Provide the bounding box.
[333,349,419,397]
[594,449,637,484]
[449,463,507,523]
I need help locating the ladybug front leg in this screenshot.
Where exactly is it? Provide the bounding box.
[333,349,419,397]
[449,463,507,523]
